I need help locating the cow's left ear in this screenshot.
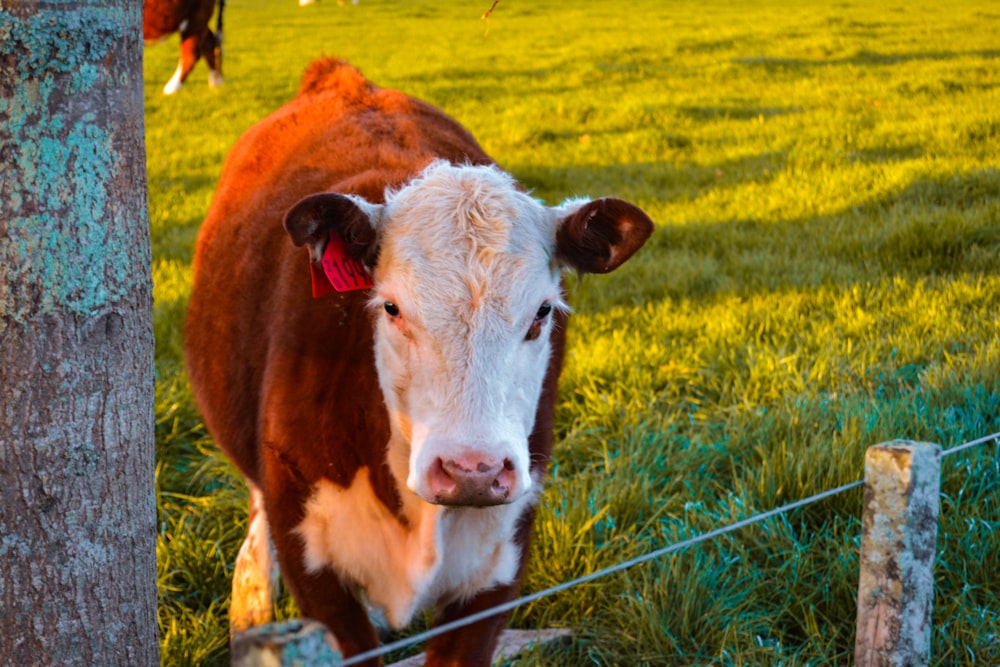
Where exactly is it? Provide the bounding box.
[553,198,654,274]
[283,192,383,267]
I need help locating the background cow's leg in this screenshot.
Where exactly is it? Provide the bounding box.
[162,33,199,95]
[422,506,538,667]
[230,485,280,636]
[200,29,223,88]
[162,60,185,95]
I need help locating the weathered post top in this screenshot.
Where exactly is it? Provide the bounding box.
[855,440,942,667]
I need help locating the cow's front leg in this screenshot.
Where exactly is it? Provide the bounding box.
[262,464,381,665]
[230,484,280,636]
[422,505,537,667]
[423,580,521,667]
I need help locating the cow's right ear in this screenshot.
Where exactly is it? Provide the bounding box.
[283,192,383,267]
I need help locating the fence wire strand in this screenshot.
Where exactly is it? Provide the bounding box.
[940,431,1000,458]
[341,433,1000,665]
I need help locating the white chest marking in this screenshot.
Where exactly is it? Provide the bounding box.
[294,467,535,628]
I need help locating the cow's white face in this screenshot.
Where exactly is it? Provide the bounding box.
[284,160,654,508]
[370,163,566,506]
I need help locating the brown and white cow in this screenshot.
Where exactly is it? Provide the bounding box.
[144,0,224,95]
[184,58,653,665]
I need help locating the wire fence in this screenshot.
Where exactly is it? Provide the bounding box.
[342,432,1000,666]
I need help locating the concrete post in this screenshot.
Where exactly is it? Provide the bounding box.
[855,440,941,667]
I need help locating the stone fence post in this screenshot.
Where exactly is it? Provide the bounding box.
[855,440,941,667]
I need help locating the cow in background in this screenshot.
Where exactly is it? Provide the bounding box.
[144,0,224,95]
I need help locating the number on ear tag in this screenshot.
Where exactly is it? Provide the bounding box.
[310,231,374,297]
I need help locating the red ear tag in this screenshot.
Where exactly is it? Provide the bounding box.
[310,231,374,298]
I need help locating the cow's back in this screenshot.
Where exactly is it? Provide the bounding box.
[184,59,494,486]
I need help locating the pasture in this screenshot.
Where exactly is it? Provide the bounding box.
[147,0,1000,664]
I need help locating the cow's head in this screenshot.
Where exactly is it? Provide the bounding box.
[285,161,652,507]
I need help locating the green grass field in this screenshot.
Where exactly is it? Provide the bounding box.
[146,0,1000,663]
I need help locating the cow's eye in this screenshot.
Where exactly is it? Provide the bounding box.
[525,302,552,341]
[384,301,400,317]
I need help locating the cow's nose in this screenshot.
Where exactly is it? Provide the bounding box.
[426,455,517,506]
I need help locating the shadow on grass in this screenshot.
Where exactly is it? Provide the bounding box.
[733,48,1000,74]
[512,160,1000,311]
[678,104,804,122]
[399,64,588,106]
[511,150,787,206]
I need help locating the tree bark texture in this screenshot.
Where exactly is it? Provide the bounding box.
[0,2,158,665]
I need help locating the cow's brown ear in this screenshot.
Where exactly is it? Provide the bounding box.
[555,198,654,273]
[283,192,382,267]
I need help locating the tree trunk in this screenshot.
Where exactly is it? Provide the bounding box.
[0,2,158,665]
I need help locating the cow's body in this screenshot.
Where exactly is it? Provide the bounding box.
[144,0,223,94]
[185,58,653,665]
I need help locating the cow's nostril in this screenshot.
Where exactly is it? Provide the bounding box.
[429,458,457,497]
[491,464,515,500]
